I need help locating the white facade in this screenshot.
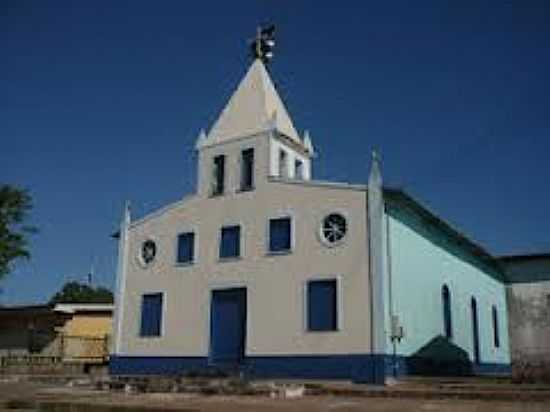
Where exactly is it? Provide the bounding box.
[111,58,511,382]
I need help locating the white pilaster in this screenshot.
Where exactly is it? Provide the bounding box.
[368,151,386,371]
[113,201,131,355]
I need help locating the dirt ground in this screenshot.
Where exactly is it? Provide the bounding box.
[1,379,549,412]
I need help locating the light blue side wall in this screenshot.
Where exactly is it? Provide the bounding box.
[383,209,510,366]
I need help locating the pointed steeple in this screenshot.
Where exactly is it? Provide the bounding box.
[208,59,300,144]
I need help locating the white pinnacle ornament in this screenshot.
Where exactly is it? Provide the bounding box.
[195,129,208,150]
[303,130,315,155]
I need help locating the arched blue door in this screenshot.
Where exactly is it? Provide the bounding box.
[209,288,247,366]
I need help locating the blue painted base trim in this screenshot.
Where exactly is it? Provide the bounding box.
[110,354,386,383]
[110,356,208,376]
[245,354,386,384]
[110,354,510,382]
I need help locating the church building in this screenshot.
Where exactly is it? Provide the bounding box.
[110,43,511,383]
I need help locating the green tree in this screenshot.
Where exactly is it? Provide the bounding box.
[49,281,114,304]
[0,185,35,280]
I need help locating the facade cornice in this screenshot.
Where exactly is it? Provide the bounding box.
[129,194,196,230]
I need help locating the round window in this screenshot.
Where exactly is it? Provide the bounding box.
[140,239,157,265]
[321,213,347,246]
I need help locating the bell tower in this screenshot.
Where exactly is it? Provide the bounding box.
[194,27,315,197]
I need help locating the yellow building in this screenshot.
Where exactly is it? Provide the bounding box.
[0,303,113,364]
[54,304,113,362]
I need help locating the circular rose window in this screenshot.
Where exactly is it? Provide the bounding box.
[321,213,347,246]
[140,239,157,265]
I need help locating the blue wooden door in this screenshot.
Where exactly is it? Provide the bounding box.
[210,288,247,366]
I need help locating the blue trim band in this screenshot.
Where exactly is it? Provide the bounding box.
[110,354,509,382]
[110,354,385,383]
[110,356,208,376]
[245,354,386,383]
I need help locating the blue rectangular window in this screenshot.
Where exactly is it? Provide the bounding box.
[220,225,240,259]
[269,217,291,252]
[140,293,163,337]
[177,232,195,264]
[307,280,338,331]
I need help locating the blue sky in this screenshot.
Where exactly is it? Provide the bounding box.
[1,1,549,304]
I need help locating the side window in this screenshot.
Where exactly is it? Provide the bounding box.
[492,305,500,348]
[307,279,338,331]
[471,297,480,363]
[176,232,195,264]
[295,159,303,179]
[442,285,452,339]
[278,149,287,177]
[241,148,254,191]
[212,155,225,196]
[269,217,292,253]
[220,225,241,259]
[140,293,163,337]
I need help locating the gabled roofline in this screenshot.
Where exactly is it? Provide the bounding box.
[130,194,196,230]
[384,188,505,282]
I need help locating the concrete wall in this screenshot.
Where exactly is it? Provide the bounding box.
[384,209,510,367]
[117,131,372,358]
[507,281,550,381]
